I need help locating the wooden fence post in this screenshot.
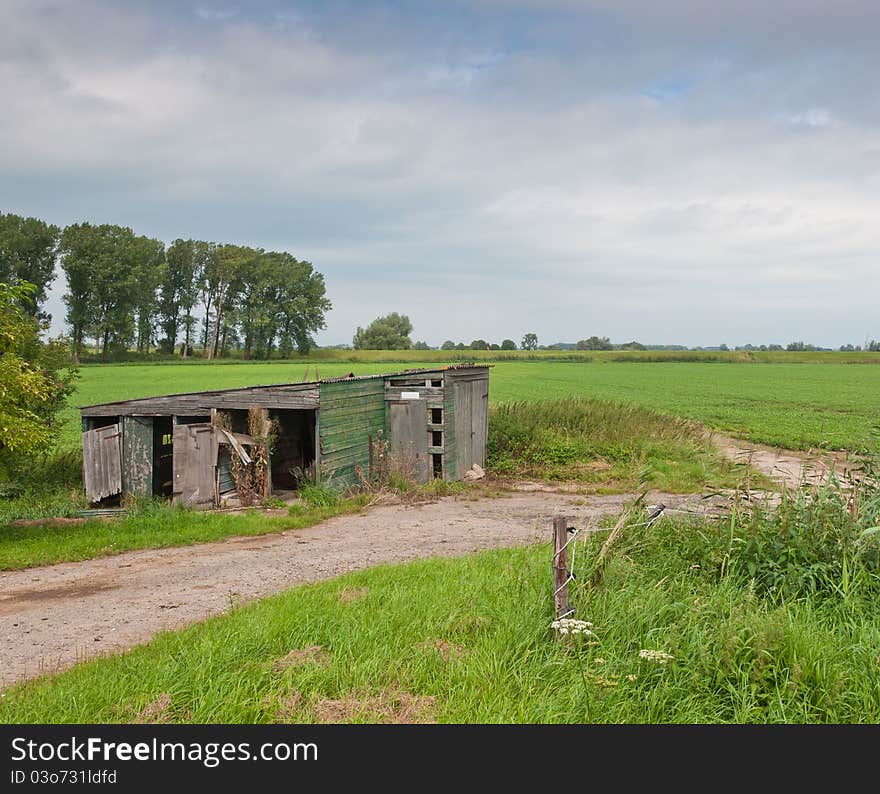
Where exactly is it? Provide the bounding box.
[553,516,571,619]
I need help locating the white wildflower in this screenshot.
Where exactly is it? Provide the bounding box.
[550,618,595,637]
[638,649,675,664]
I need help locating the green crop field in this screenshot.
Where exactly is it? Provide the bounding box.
[61,358,880,452]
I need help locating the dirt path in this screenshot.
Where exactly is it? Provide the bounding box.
[0,490,707,688]
[712,433,857,489]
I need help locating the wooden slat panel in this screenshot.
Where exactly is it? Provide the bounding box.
[388,399,430,483]
[471,379,489,468]
[384,386,444,401]
[172,423,217,507]
[318,380,387,488]
[82,424,122,502]
[454,381,473,478]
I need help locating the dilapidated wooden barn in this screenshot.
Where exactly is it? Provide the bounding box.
[79,365,490,507]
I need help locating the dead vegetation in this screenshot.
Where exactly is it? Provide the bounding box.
[418,638,465,661]
[338,586,369,604]
[273,645,329,672]
[312,688,436,724]
[132,692,182,724]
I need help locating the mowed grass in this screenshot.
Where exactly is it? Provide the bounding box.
[62,358,880,452]
[5,491,880,723]
[0,495,370,571]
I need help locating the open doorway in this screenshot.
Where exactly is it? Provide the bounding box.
[152,416,174,497]
[270,409,317,491]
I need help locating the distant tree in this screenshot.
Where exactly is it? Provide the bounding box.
[412,340,430,350]
[131,235,165,354]
[59,223,144,361]
[470,339,489,350]
[160,239,202,355]
[617,341,646,351]
[441,340,456,350]
[868,340,880,352]
[521,332,538,351]
[204,244,254,359]
[0,281,77,466]
[839,344,856,352]
[501,339,516,350]
[455,342,466,350]
[353,312,413,350]
[719,343,729,352]
[768,344,783,351]
[576,336,613,351]
[490,343,500,350]
[275,256,331,357]
[0,213,60,319]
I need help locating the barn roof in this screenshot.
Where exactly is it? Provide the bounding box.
[78,364,490,416]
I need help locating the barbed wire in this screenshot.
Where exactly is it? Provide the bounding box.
[554,504,666,618]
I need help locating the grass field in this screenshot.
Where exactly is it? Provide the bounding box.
[61,357,880,451]
[4,476,879,723]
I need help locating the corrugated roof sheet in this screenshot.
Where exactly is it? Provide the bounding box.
[78,364,490,411]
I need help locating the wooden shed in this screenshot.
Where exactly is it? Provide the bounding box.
[79,365,490,507]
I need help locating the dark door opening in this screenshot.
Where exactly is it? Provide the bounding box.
[270,409,317,490]
[153,416,174,497]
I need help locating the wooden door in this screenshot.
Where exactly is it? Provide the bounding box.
[454,378,489,473]
[454,381,473,477]
[172,422,218,507]
[82,424,122,502]
[388,400,429,483]
[470,379,489,467]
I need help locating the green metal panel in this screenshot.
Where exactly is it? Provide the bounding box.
[318,379,387,488]
[122,415,153,498]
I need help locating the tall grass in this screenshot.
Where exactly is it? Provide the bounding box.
[487,398,738,492]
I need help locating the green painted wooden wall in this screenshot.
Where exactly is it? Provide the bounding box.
[317,379,388,488]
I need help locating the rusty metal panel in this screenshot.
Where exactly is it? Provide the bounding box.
[172,422,217,507]
[122,416,153,498]
[82,424,122,502]
[388,399,430,483]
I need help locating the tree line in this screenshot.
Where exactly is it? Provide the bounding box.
[0,212,331,361]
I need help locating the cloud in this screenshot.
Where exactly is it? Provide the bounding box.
[0,0,878,347]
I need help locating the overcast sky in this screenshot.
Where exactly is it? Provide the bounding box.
[2,0,878,348]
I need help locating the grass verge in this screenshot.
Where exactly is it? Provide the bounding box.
[0,494,370,572]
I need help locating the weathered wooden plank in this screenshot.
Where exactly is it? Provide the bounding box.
[318,399,387,421]
[172,423,217,507]
[471,379,489,468]
[82,424,122,502]
[122,416,153,498]
[385,386,445,402]
[320,410,387,436]
[388,399,430,483]
[81,387,319,416]
[318,390,386,409]
[454,380,473,478]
